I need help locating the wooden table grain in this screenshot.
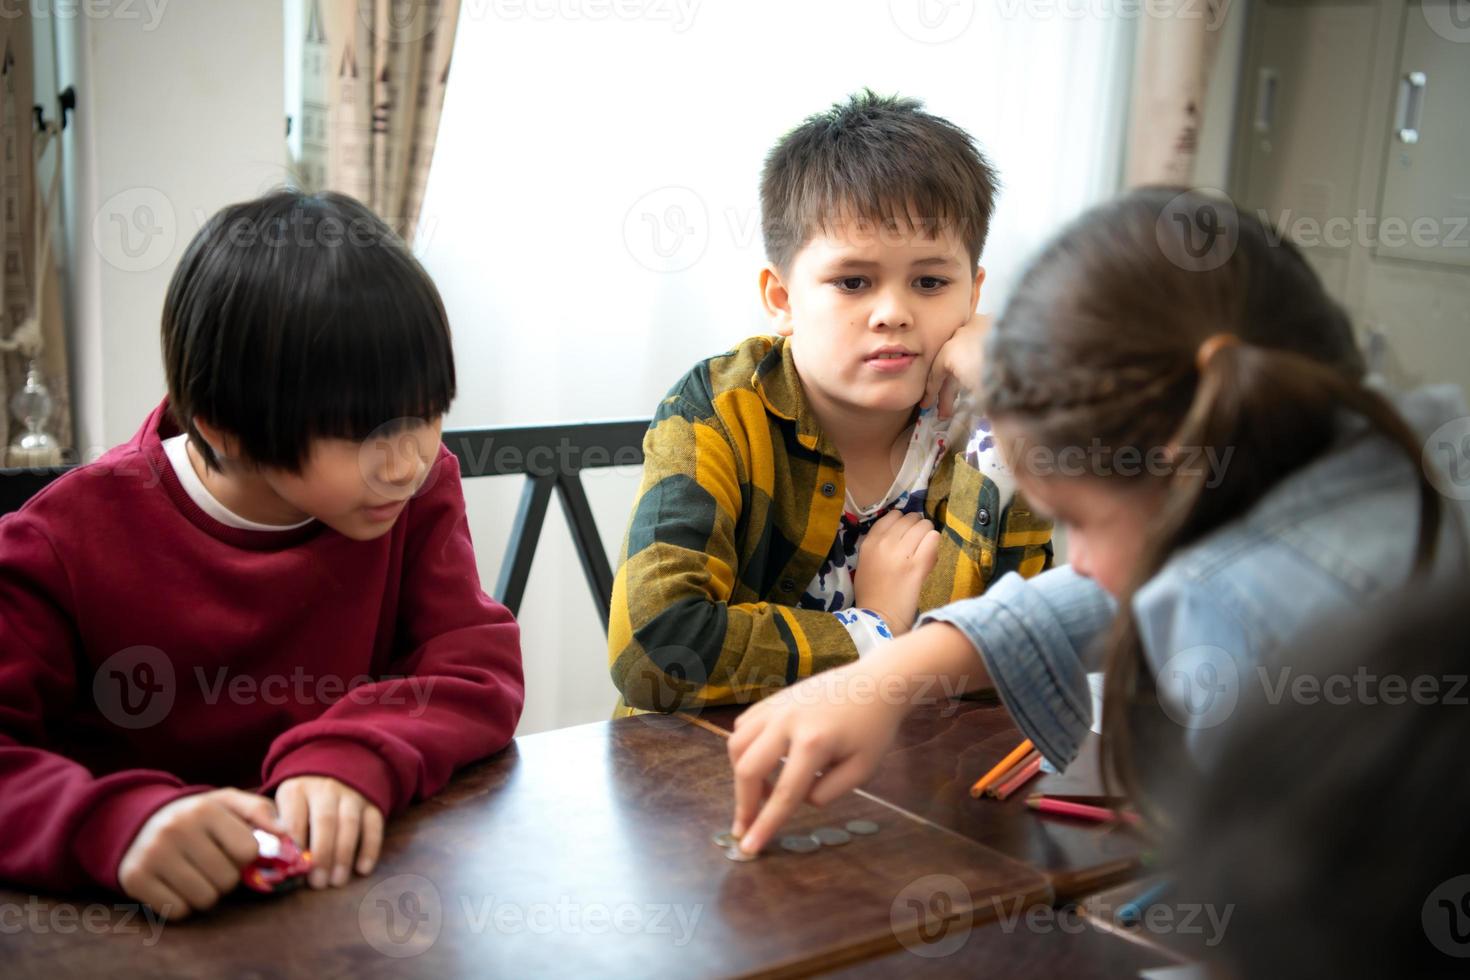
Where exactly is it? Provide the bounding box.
[1,715,1053,979]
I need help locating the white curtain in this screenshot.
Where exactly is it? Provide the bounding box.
[416,1,1134,734]
[1125,0,1224,186]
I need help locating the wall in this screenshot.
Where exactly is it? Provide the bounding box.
[53,1,286,457]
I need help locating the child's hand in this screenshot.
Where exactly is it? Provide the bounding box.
[852,511,941,635]
[274,775,384,889]
[117,788,286,919]
[922,312,991,419]
[727,662,907,855]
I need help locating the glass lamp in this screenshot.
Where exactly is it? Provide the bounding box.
[8,360,62,466]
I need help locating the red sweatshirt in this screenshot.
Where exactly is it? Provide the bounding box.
[0,401,523,894]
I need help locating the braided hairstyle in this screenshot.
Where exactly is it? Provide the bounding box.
[981,187,1441,823]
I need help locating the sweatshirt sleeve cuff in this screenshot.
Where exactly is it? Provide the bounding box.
[260,738,399,817]
[74,781,212,893]
[920,569,1110,769]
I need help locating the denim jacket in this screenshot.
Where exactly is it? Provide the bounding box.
[922,385,1470,769]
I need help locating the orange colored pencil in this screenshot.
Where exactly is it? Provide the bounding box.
[987,751,1043,800]
[969,738,1035,798]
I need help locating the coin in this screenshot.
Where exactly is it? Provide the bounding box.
[724,844,758,862]
[779,835,821,854]
[811,827,852,846]
[845,819,880,836]
[711,832,739,849]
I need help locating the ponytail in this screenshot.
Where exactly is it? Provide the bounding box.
[1098,344,1442,827]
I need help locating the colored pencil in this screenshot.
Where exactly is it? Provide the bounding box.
[1025,794,1142,827]
[968,738,1034,798]
[1117,878,1173,926]
[987,752,1043,800]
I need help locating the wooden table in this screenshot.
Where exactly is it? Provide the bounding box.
[1079,875,1225,966]
[2,716,1054,979]
[696,697,1151,900]
[829,908,1185,977]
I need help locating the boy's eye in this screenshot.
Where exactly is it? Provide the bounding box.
[832,276,868,292]
[914,276,950,291]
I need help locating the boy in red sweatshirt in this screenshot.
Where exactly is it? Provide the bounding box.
[0,190,523,917]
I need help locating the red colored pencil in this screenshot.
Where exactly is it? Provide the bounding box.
[1025,794,1141,827]
[987,752,1043,800]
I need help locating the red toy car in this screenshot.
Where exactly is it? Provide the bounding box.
[241,829,313,894]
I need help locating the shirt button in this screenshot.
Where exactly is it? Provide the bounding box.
[820,482,837,498]
[978,508,991,527]
[779,578,796,593]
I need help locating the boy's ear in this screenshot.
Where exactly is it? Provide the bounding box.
[192,416,241,462]
[970,265,987,313]
[759,265,795,337]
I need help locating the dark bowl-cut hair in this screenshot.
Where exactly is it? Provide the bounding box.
[162,189,456,472]
[759,89,999,274]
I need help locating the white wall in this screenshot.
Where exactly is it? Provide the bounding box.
[56,2,286,456]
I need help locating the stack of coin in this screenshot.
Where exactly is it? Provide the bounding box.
[715,820,884,861]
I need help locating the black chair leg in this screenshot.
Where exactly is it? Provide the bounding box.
[494,474,555,618]
[555,473,616,631]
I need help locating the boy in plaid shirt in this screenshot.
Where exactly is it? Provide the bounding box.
[609,91,1051,712]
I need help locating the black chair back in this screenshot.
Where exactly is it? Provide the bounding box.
[0,421,649,628]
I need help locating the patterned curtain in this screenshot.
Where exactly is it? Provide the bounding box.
[293,0,460,243]
[1124,1,1225,186]
[0,11,71,466]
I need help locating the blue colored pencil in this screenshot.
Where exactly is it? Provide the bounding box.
[1117,878,1172,926]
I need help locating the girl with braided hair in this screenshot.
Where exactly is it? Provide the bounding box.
[725,186,1470,852]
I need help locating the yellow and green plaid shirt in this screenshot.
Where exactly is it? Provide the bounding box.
[608,335,1052,712]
